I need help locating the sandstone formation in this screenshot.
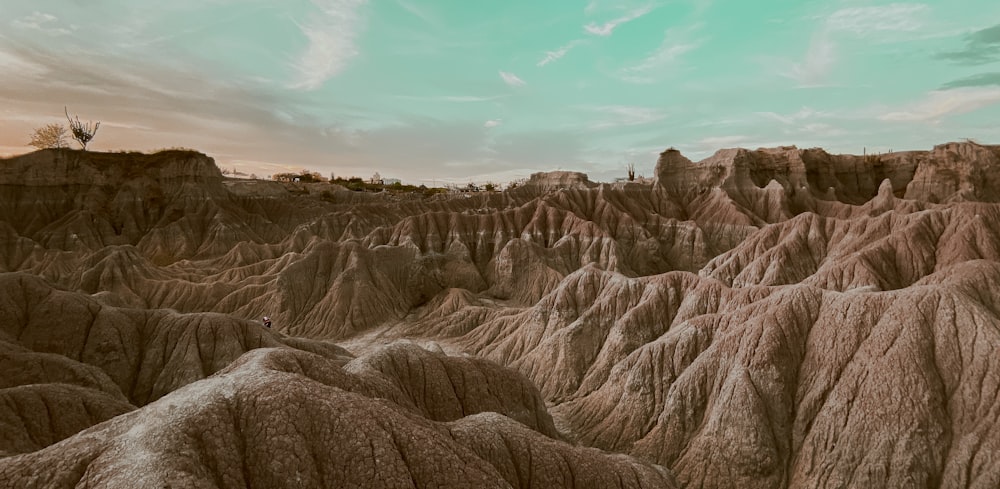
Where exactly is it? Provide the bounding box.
[0,290,674,488]
[0,271,673,488]
[2,142,1000,488]
[524,170,597,190]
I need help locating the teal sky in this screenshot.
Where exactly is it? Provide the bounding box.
[1,1,999,184]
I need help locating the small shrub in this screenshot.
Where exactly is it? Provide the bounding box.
[28,123,68,149]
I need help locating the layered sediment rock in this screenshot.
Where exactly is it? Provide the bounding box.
[2,142,1000,488]
[0,276,674,488]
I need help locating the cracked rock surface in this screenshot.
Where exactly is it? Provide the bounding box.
[3,142,1000,488]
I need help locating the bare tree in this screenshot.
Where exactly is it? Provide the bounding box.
[28,123,68,149]
[65,107,100,150]
[626,162,636,181]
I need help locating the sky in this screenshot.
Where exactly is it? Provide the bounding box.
[1,1,999,184]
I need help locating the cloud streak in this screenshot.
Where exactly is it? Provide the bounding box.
[11,11,73,36]
[879,86,1000,122]
[584,5,653,37]
[826,3,929,35]
[699,135,752,147]
[936,24,1000,65]
[396,0,436,26]
[499,71,526,87]
[394,94,506,103]
[619,42,699,83]
[587,105,666,129]
[618,25,702,83]
[756,107,829,125]
[290,0,368,91]
[780,3,929,87]
[783,31,836,87]
[0,47,48,77]
[940,72,1000,89]
[537,40,584,67]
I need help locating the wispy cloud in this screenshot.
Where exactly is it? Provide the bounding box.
[941,72,1000,89]
[0,48,48,77]
[438,95,497,102]
[394,94,506,103]
[290,0,368,91]
[499,71,526,87]
[826,3,929,35]
[396,0,437,26]
[699,135,752,147]
[619,42,699,83]
[879,86,1000,122]
[484,119,502,128]
[11,11,74,36]
[537,40,584,67]
[618,25,702,83]
[756,107,829,125]
[783,31,836,86]
[936,24,1000,65]
[756,108,846,137]
[588,105,666,129]
[779,3,928,87]
[584,5,654,37]
[797,122,846,137]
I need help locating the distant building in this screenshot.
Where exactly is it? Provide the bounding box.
[383,178,401,185]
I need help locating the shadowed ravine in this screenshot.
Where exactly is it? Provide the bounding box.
[2,142,999,488]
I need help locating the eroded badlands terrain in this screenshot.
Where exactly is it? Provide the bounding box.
[1,142,999,488]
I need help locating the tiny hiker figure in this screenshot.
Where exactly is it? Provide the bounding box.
[262,316,272,329]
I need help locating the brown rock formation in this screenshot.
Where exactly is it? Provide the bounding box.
[3,141,1000,488]
[0,343,674,488]
[653,141,1000,211]
[0,384,133,457]
[525,170,598,190]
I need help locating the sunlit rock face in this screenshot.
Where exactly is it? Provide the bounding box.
[2,142,1000,488]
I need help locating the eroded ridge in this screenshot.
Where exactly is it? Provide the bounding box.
[2,141,1000,488]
